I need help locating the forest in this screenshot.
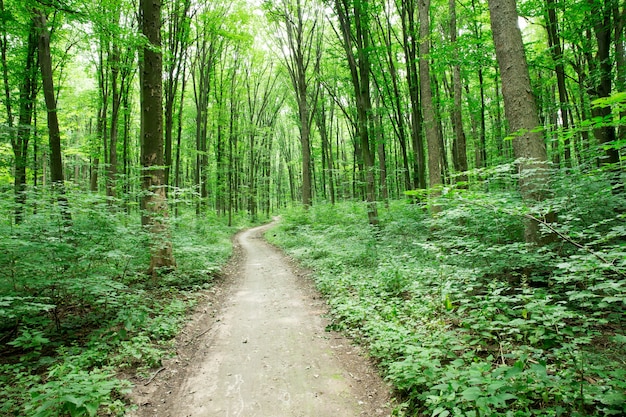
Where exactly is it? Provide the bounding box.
[0,0,624,414]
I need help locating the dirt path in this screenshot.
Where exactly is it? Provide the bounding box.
[129,221,391,417]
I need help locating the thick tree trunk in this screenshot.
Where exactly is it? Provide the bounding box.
[587,0,619,168]
[35,10,71,225]
[488,0,554,244]
[140,0,176,274]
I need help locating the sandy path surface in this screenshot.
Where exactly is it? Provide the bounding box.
[129,221,391,417]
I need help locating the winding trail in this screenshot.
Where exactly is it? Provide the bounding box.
[131,221,390,417]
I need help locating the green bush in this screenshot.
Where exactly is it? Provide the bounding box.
[0,189,241,415]
[270,179,626,416]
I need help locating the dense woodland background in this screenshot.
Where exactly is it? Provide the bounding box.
[0,0,625,415]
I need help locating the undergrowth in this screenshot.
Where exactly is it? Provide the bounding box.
[268,168,626,416]
[0,188,245,416]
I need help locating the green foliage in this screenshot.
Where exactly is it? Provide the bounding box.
[0,189,239,415]
[270,174,626,417]
[25,364,129,417]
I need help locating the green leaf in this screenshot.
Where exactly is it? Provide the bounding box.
[432,407,450,417]
[84,401,100,417]
[460,386,482,402]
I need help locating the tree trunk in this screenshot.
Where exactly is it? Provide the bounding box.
[450,0,468,184]
[418,0,442,196]
[399,0,427,189]
[545,0,572,166]
[616,1,626,144]
[35,10,71,225]
[7,20,38,224]
[107,44,121,201]
[488,0,554,244]
[140,0,176,275]
[587,0,621,188]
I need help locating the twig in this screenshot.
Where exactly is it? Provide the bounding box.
[144,367,165,386]
[498,341,506,365]
[184,327,212,346]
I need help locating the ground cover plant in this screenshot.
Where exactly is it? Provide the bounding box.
[0,188,245,416]
[268,168,626,417]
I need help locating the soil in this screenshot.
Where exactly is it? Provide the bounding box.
[127,220,392,417]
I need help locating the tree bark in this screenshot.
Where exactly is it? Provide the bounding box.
[488,0,554,244]
[334,0,379,225]
[449,0,468,184]
[35,10,71,225]
[6,19,38,224]
[544,0,572,166]
[398,0,427,189]
[587,0,620,168]
[418,0,442,196]
[141,0,176,274]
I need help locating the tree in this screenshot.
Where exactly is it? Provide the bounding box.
[586,0,621,172]
[398,0,427,189]
[543,0,572,166]
[140,0,176,274]
[449,0,468,184]
[267,0,322,209]
[163,0,192,193]
[488,0,553,244]
[1,2,38,223]
[35,9,71,224]
[332,0,379,225]
[418,0,442,193]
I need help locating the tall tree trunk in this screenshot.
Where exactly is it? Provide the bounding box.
[107,44,121,201]
[587,0,620,169]
[616,1,626,144]
[35,10,71,225]
[275,0,320,209]
[334,0,379,225]
[399,0,426,189]
[173,59,187,218]
[375,9,411,191]
[140,0,176,274]
[545,0,572,166]
[450,0,468,184]
[418,0,442,196]
[488,0,554,244]
[164,0,191,196]
[7,20,38,223]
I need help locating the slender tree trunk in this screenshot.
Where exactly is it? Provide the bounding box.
[334,0,378,224]
[107,45,121,201]
[450,0,468,184]
[399,0,426,189]
[545,0,572,166]
[376,9,411,190]
[7,21,37,223]
[35,10,71,225]
[140,0,176,274]
[418,0,442,196]
[616,1,626,144]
